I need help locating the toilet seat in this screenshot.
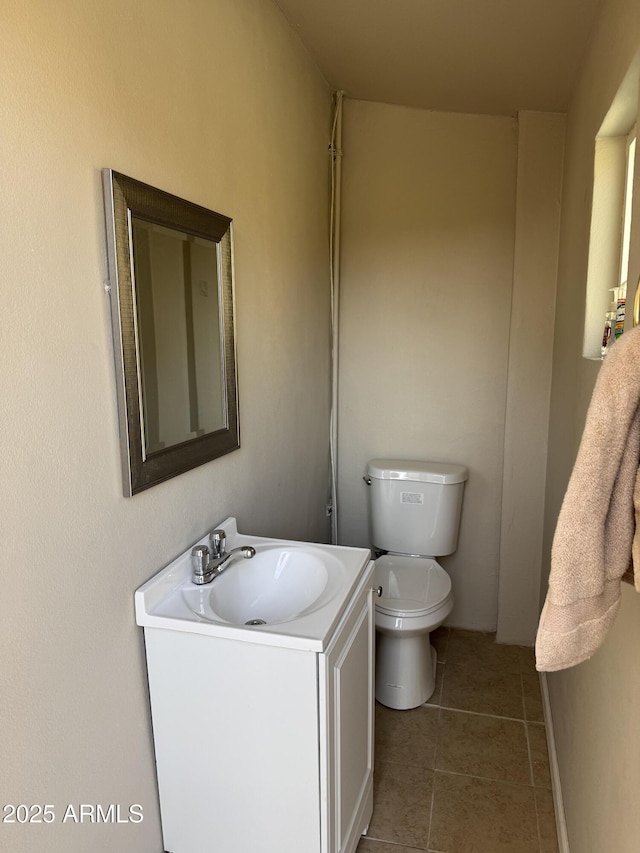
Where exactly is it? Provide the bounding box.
[375,554,452,618]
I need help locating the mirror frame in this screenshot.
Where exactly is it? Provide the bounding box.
[102,169,239,496]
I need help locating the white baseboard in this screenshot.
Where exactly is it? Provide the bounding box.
[539,672,570,853]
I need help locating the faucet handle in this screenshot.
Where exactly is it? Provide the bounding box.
[209,529,226,557]
[191,545,210,579]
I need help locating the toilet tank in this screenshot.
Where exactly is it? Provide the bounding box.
[366,459,467,557]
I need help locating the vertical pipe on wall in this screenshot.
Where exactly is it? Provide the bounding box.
[329,91,344,544]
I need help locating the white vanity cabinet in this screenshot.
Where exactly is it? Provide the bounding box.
[141,557,375,853]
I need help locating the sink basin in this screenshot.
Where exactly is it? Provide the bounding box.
[183,544,343,625]
[135,517,372,651]
[206,546,329,624]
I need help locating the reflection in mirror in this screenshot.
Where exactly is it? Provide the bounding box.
[131,219,225,453]
[102,170,239,496]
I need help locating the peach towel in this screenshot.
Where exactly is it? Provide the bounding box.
[536,326,640,671]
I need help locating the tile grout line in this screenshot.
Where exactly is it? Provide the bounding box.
[425,691,441,851]
[533,786,545,853]
[425,638,447,853]
[373,757,544,789]
[437,704,527,724]
[429,767,546,790]
[522,671,544,853]
[522,674,535,787]
[364,838,425,850]
[364,839,431,851]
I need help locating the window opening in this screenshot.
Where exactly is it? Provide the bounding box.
[602,129,635,356]
[582,54,640,360]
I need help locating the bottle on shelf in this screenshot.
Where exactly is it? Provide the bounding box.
[614,282,627,340]
[601,296,617,357]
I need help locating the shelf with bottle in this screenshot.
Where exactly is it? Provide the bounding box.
[601,283,627,358]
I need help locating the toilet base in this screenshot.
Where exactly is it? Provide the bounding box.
[375,636,438,710]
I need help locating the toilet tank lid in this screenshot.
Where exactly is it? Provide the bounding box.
[367,459,468,484]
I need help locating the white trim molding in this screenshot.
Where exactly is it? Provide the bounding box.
[539,672,570,853]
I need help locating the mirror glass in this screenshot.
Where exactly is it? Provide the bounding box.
[103,171,240,495]
[131,218,226,453]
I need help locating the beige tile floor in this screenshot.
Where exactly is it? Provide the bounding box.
[357,628,559,853]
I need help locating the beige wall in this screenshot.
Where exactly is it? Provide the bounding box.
[337,100,518,630]
[547,584,640,852]
[1,2,330,852]
[542,0,640,849]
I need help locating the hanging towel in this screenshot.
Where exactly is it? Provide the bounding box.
[536,325,640,672]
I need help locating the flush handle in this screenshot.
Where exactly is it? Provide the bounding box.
[372,585,383,597]
[363,476,372,486]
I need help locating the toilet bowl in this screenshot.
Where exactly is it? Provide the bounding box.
[374,554,453,710]
[364,458,467,711]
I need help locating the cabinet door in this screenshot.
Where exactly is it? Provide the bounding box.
[320,564,375,853]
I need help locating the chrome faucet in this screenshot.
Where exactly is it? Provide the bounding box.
[190,529,256,585]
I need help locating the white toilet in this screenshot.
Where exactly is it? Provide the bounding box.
[365,459,467,710]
